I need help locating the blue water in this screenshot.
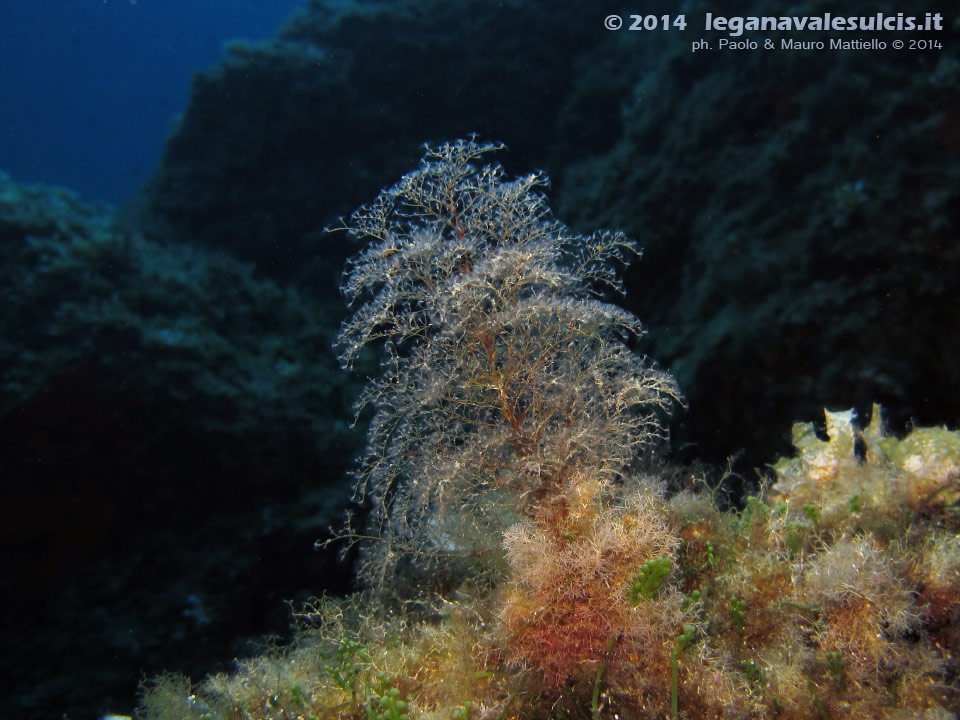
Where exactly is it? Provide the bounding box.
[0,0,305,204]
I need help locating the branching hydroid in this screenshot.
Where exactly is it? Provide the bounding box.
[332,139,681,589]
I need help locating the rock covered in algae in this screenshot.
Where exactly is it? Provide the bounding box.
[773,404,960,517]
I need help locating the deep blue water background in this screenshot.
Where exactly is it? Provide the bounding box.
[0,0,305,204]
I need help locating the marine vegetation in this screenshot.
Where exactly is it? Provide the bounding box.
[138,140,959,719]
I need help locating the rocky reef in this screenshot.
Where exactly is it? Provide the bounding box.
[137,142,960,720]
[3,0,958,716]
[140,406,960,719]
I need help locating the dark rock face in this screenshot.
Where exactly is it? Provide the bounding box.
[139,0,610,286]
[0,174,360,717]
[553,18,960,465]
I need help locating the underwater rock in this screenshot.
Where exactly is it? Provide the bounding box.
[0,172,358,718]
